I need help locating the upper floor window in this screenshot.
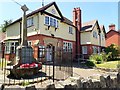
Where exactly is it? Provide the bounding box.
[69,26,73,34]
[44,16,58,28]
[27,17,33,27]
[93,31,97,38]
[102,34,104,40]
[45,16,49,25]
[50,17,54,26]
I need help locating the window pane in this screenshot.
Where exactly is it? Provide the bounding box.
[27,17,34,27]
[45,16,49,25]
[82,46,87,54]
[50,17,53,26]
[53,19,56,27]
[56,20,58,28]
[5,42,10,53]
[63,41,72,52]
[69,27,73,34]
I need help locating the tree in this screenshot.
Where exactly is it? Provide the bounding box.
[0,20,12,32]
[105,44,119,60]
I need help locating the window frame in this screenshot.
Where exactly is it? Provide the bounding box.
[5,41,19,54]
[92,46,97,54]
[93,31,97,38]
[69,26,73,34]
[45,16,50,25]
[27,17,34,27]
[38,45,45,58]
[82,46,87,54]
[102,34,104,40]
[63,41,72,52]
[44,16,58,28]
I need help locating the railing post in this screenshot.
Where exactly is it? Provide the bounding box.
[71,49,73,77]
[53,46,54,82]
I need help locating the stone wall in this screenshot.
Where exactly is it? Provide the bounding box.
[2,73,120,89]
[46,73,120,89]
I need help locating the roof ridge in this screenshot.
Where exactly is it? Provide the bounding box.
[82,19,97,25]
[7,2,74,27]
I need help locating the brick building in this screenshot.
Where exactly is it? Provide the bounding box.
[5,2,81,61]
[4,2,106,60]
[80,20,106,58]
[106,24,120,47]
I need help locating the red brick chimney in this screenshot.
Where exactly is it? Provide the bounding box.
[73,7,81,57]
[109,24,115,31]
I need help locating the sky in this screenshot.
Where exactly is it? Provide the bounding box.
[0,0,119,32]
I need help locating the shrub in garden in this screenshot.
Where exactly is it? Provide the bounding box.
[89,54,102,64]
[89,54,103,64]
[89,52,111,64]
[105,44,120,60]
[100,52,112,62]
[85,61,95,67]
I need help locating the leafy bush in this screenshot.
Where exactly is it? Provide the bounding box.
[86,61,95,67]
[89,52,111,64]
[105,44,120,60]
[89,54,103,64]
[101,52,112,62]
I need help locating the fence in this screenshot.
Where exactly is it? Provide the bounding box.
[0,44,73,85]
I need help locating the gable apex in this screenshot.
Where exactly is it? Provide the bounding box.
[7,2,69,27]
[42,2,64,20]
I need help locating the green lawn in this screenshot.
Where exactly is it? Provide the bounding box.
[96,60,120,69]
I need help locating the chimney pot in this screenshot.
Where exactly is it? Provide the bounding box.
[109,24,115,31]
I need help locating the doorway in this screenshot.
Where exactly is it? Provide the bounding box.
[46,44,55,62]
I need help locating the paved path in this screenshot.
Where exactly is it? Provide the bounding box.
[73,68,105,79]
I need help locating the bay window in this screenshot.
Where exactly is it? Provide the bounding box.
[5,41,19,54]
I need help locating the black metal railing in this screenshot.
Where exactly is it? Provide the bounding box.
[0,44,73,85]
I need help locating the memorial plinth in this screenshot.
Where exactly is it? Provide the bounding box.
[15,4,33,65]
[16,46,34,64]
[8,5,42,78]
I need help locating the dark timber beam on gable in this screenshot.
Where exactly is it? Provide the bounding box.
[43,11,64,21]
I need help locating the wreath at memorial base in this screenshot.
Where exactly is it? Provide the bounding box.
[10,62,42,78]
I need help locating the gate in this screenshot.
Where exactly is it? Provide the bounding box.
[0,44,73,85]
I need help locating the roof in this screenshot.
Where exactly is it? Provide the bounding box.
[63,17,74,27]
[7,2,74,27]
[107,30,120,35]
[106,30,120,39]
[81,20,98,32]
[4,36,20,41]
[100,25,105,33]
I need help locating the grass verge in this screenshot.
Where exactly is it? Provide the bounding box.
[96,60,119,69]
